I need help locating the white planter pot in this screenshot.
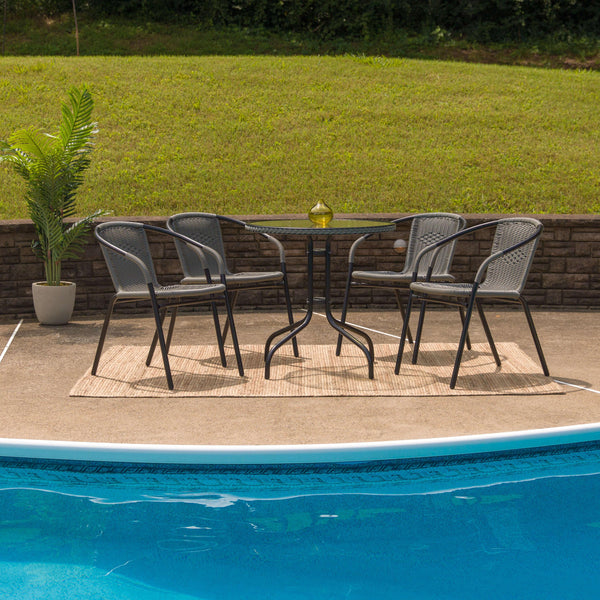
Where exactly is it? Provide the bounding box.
[32,281,76,325]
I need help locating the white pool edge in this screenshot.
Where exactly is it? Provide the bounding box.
[1,422,600,464]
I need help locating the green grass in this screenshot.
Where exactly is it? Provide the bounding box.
[1,54,599,219]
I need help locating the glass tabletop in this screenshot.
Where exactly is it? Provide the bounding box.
[246,218,395,236]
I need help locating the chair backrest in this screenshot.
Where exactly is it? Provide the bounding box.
[167,213,230,278]
[404,213,466,277]
[95,222,158,293]
[483,217,543,293]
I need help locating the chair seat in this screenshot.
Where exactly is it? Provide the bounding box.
[353,270,455,283]
[410,281,521,300]
[115,282,226,300]
[182,271,284,286]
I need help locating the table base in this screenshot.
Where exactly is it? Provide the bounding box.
[264,238,375,379]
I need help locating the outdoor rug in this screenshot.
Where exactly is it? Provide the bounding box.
[70,342,563,398]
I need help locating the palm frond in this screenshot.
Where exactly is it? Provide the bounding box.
[0,129,54,180]
[0,146,33,181]
[8,128,55,160]
[59,87,96,161]
[28,199,64,256]
[2,85,106,285]
[53,211,107,262]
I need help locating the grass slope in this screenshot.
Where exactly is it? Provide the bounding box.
[1,55,599,218]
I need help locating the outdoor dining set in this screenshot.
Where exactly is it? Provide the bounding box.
[91,212,549,391]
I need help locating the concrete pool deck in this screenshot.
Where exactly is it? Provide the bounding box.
[0,309,598,448]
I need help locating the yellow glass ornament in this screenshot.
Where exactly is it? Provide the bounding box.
[308,200,333,227]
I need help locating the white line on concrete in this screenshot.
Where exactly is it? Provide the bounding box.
[553,380,600,395]
[312,311,600,394]
[311,310,400,339]
[0,320,23,365]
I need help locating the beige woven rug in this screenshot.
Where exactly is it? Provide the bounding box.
[71,342,562,398]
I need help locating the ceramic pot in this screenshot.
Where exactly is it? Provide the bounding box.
[32,281,76,325]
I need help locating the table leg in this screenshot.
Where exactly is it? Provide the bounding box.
[264,237,375,379]
[264,238,316,378]
[322,238,375,379]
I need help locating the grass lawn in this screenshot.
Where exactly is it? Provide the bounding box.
[1,54,599,219]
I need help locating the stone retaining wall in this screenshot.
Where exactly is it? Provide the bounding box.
[1,214,598,320]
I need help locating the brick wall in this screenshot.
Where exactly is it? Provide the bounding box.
[1,214,598,320]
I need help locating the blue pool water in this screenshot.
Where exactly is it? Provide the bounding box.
[0,441,599,599]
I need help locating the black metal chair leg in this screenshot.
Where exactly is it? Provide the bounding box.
[411,299,428,365]
[147,306,169,366]
[210,300,227,368]
[91,296,118,375]
[220,290,238,345]
[165,306,178,352]
[450,290,477,389]
[394,289,414,345]
[476,300,501,367]
[458,306,472,350]
[520,297,550,376]
[395,291,415,374]
[149,287,174,390]
[223,292,244,377]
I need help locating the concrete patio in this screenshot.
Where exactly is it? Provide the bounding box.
[0,308,598,447]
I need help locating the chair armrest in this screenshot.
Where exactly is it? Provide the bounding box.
[348,234,375,263]
[260,233,286,263]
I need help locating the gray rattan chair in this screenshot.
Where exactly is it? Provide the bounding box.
[167,212,298,356]
[395,217,549,389]
[92,222,244,390]
[336,213,467,355]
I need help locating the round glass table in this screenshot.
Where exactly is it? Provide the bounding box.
[245,218,396,379]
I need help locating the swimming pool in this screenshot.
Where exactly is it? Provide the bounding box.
[0,426,599,599]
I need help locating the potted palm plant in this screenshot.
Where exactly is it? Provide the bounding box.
[0,85,108,324]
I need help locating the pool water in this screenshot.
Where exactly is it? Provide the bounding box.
[0,443,599,599]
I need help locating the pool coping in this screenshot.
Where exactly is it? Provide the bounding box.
[2,422,600,464]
